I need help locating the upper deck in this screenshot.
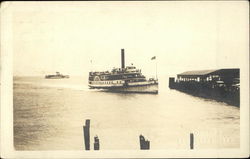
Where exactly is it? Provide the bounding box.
[89,66,146,81]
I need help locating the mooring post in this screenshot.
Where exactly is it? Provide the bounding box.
[139,134,150,150]
[94,135,100,150]
[83,119,90,150]
[190,133,194,149]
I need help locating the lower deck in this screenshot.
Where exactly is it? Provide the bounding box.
[89,80,158,94]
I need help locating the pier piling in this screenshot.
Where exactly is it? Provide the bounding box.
[190,133,194,149]
[94,136,100,150]
[83,119,90,150]
[139,135,150,150]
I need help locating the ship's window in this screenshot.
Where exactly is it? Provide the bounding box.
[94,76,100,81]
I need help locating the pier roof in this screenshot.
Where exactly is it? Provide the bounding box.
[177,69,239,78]
[178,69,218,76]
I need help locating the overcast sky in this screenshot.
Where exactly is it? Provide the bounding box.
[10,1,248,77]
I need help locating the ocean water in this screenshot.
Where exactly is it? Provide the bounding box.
[14,76,240,150]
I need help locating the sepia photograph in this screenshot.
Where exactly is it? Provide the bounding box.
[0,1,249,158]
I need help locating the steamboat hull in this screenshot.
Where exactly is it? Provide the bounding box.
[88,49,158,94]
[45,75,69,79]
[89,83,158,94]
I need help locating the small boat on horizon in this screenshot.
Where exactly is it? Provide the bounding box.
[88,49,158,94]
[45,72,70,79]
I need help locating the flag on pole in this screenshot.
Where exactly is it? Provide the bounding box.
[151,56,156,60]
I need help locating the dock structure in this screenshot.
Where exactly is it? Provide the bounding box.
[169,69,240,106]
[83,119,90,150]
[139,135,150,150]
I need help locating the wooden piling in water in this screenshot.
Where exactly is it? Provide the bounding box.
[94,135,100,150]
[83,119,90,150]
[139,135,150,150]
[190,133,194,149]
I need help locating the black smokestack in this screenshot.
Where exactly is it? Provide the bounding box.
[121,49,125,69]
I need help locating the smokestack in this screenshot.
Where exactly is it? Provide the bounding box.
[121,49,125,69]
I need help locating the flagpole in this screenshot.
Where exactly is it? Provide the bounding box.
[151,56,157,80]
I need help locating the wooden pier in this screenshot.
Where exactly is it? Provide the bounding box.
[169,69,240,106]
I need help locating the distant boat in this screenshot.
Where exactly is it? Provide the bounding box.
[45,72,70,79]
[88,49,158,94]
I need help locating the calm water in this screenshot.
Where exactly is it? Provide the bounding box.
[14,76,240,150]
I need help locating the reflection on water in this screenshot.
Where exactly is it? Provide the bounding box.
[14,76,240,150]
